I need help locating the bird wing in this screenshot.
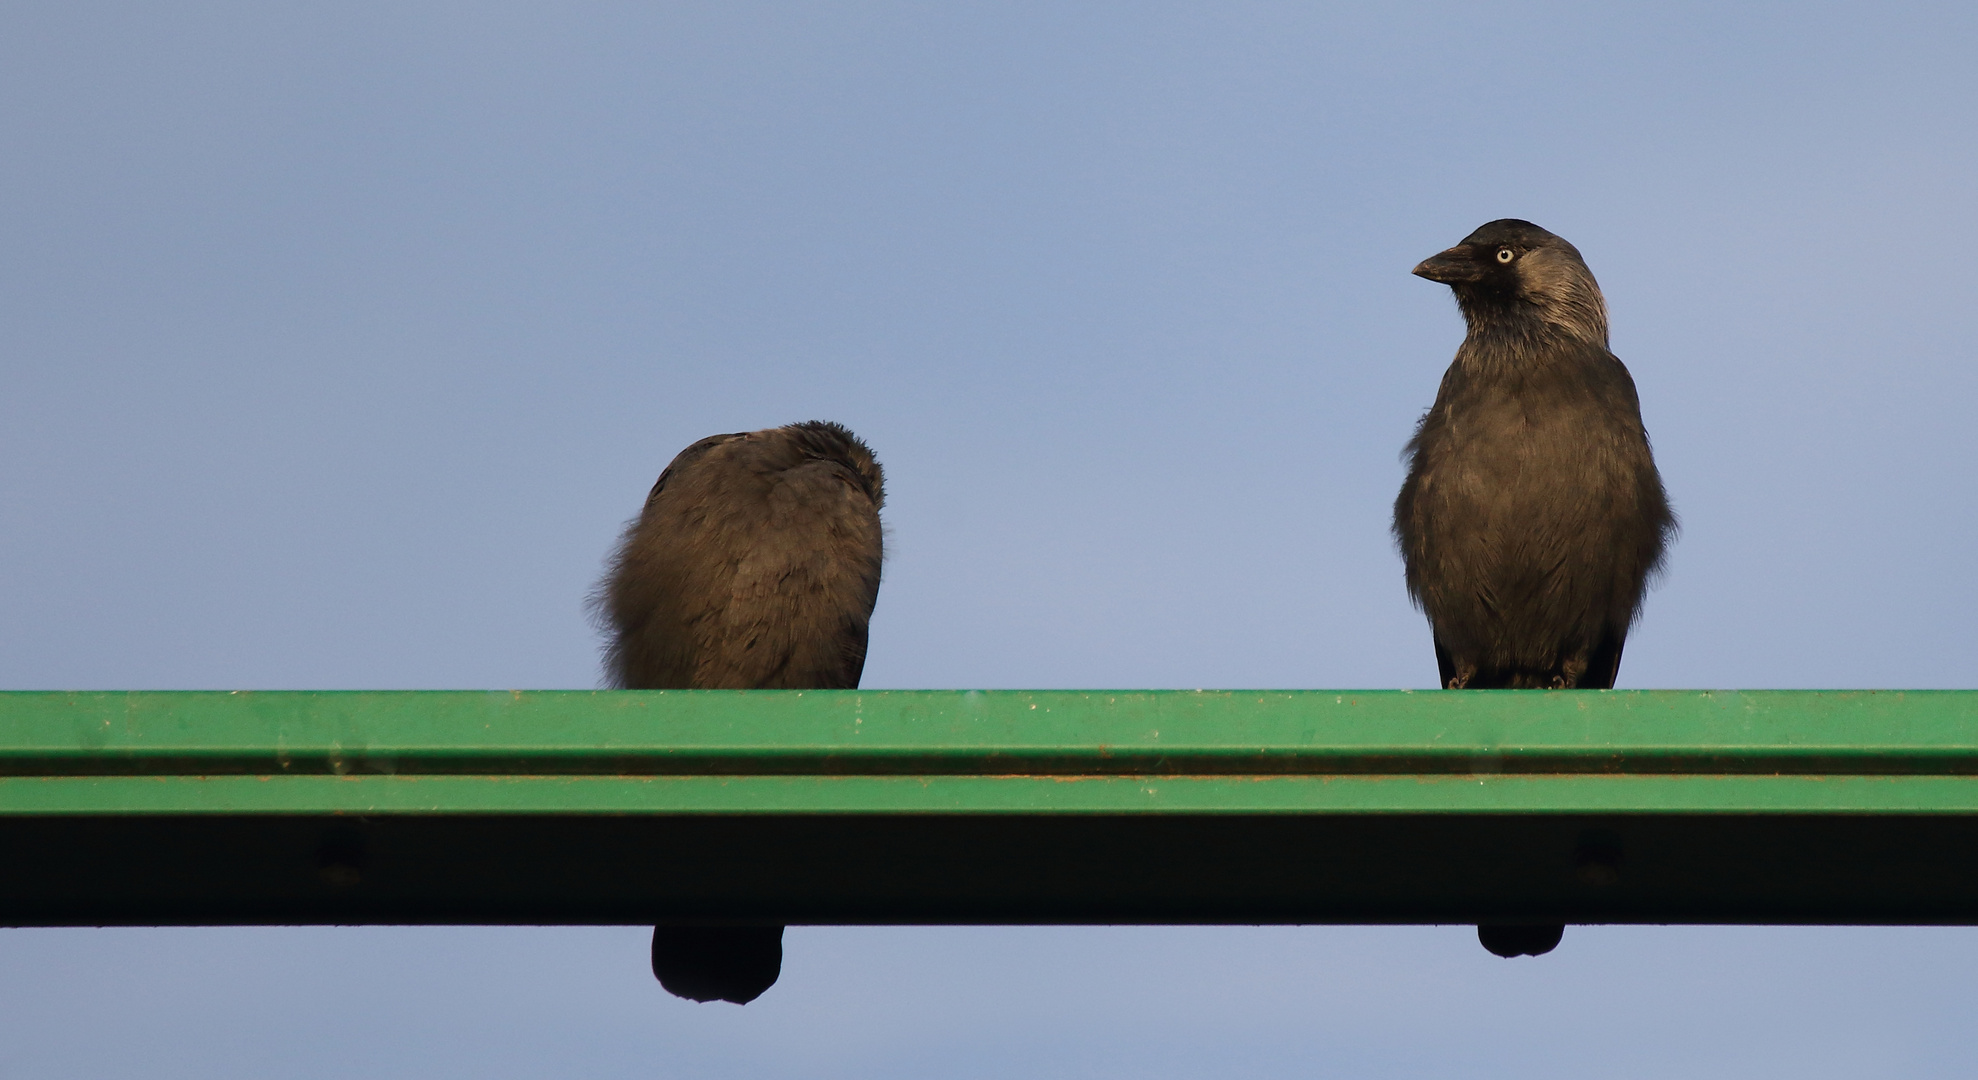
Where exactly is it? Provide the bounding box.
[699,457,882,689]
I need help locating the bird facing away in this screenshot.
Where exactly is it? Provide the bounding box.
[1393,221,1674,959]
[595,420,886,1003]
[1394,219,1675,694]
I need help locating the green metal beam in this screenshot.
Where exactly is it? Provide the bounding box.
[1,690,1975,926]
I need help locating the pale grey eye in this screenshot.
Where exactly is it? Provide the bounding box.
[1495,248,1515,263]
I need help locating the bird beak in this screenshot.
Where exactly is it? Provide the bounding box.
[1413,246,1483,284]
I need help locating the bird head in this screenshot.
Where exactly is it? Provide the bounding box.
[1413,219,1609,346]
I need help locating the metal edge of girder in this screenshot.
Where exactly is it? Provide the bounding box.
[4,772,1978,815]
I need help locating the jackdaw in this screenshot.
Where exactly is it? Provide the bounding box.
[595,420,886,1002]
[1392,219,1675,956]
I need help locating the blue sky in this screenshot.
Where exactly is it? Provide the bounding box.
[2,3,1975,1077]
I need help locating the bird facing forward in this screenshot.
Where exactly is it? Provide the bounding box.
[595,420,886,1002]
[1394,219,1675,693]
[1394,221,1675,960]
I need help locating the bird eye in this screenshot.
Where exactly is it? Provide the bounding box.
[1495,248,1515,263]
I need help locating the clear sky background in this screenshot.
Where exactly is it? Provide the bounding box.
[2,2,1974,1077]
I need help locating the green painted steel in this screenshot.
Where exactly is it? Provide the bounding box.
[5,772,1978,816]
[5,690,1978,926]
[0,689,1974,815]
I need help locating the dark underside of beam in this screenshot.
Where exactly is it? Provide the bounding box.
[7,812,1978,927]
